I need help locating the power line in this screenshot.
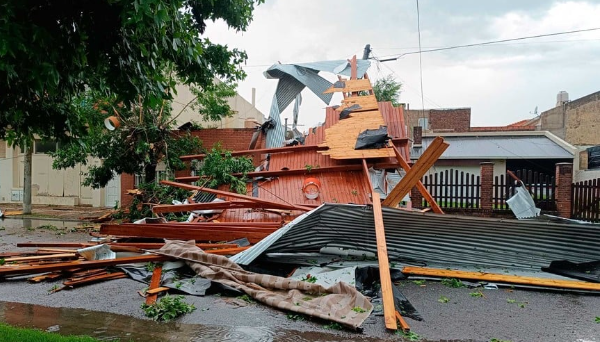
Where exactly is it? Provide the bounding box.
[375,37,600,50]
[375,27,600,61]
[416,0,426,124]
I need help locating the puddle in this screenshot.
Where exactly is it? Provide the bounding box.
[0,301,387,341]
[0,217,82,231]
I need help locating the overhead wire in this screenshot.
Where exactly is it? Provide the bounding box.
[375,26,600,61]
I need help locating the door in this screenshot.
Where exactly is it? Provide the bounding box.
[104,174,121,208]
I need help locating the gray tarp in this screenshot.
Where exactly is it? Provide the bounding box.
[152,240,373,330]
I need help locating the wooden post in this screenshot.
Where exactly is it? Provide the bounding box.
[371,192,397,330]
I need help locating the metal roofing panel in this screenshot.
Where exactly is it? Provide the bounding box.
[234,204,600,270]
[412,136,574,160]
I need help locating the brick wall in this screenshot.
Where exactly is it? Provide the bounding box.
[555,162,573,218]
[120,173,135,208]
[479,162,494,213]
[429,108,471,132]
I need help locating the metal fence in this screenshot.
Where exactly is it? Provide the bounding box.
[421,169,480,209]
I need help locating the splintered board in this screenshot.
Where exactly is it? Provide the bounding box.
[336,95,379,112]
[318,109,395,160]
[323,79,373,94]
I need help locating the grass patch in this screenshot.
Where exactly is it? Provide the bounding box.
[596,316,600,323]
[141,295,195,322]
[323,322,343,330]
[412,280,426,286]
[440,278,465,288]
[396,329,421,341]
[0,323,105,342]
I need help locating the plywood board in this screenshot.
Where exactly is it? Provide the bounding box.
[323,79,373,94]
[318,109,395,160]
[336,95,379,112]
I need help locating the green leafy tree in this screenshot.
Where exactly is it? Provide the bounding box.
[0,0,263,211]
[373,75,402,106]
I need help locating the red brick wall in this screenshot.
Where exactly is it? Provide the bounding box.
[429,108,471,132]
[479,162,494,213]
[555,163,573,218]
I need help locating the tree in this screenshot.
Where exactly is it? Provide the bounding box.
[51,81,238,188]
[0,0,263,212]
[373,75,402,106]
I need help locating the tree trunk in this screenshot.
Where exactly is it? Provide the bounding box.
[23,144,32,214]
[144,164,157,184]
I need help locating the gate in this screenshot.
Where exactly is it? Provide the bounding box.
[571,178,600,222]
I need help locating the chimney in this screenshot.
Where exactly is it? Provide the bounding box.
[251,88,256,107]
[413,126,423,146]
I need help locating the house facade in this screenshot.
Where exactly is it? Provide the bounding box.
[0,86,265,208]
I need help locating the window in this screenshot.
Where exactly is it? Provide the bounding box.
[34,140,58,154]
[418,117,429,129]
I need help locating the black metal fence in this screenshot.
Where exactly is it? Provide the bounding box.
[571,178,600,222]
[421,169,480,209]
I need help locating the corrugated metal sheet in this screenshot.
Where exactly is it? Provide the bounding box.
[233,204,600,270]
[412,136,574,160]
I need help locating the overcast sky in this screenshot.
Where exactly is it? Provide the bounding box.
[205,0,600,129]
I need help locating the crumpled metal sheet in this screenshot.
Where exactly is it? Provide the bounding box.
[506,184,541,219]
[263,59,371,148]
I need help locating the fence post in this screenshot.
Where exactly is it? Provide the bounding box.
[480,162,494,216]
[555,162,573,218]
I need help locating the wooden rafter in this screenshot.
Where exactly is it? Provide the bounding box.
[390,145,444,214]
[382,137,449,207]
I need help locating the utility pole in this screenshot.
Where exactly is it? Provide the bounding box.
[362,44,371,60]
[23,142,32,214]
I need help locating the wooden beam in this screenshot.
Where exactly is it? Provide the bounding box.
[145,266,163,305]
[0,255,171,277]
[180,145,326,161]
[382,137,449,207]
[395,311,411,332]
[146,286,170,295]
[361,159,373,203]
[63,272,127,287]
[17,242,95,248]
[335,95,379,112]
[402,266,600,291]
[101,223,278,234]
[16,242,239,250]
[160,180,312,212]
[371,192,397,330]
[4,253,78,262]
[99,225,270,243]
[390,145,444,214]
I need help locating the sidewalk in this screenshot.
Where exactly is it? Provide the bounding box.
[0,203,111,221]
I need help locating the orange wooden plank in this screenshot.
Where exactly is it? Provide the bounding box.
[372,192,397,330]
[390,145,444,214]
[145,266,163,305]
[322,79,373,94]
[382,137,449,207]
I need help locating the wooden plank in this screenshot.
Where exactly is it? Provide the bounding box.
[146,286,170,295]
[180,145,326,161]
[4,253,78,262]
[160,180,312,212]
[0,255,171,277]
[145,266,163,305]
[323,79,373,94]
[336,95,379,112]
[99,225,269,243]
[395,311,410,332]
[402,266,600,291]
[101,223,278,234]
[17,242,95,248]
[110,243,239,250]
[63,272,127,287]
[382,137,449,207]
[205,246,249,255]
[391,145,444,214]
[371,192,397,330]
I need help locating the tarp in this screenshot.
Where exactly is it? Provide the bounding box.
[355,126,389,150]
[152,240,373,330]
